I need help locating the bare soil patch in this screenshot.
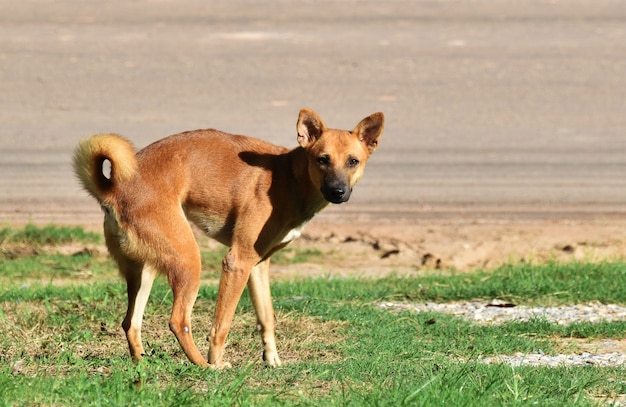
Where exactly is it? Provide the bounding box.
[269,211,626,278]
[4,207,626,278]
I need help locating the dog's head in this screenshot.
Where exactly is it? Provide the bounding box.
[297,108,384,204]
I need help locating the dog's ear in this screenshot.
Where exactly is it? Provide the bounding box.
[353,112,384,154]
[297,108,327,147]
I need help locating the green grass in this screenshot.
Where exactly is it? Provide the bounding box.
[0,224,102,245]
[1,224,626,406]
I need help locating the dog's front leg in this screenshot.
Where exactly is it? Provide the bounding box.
[208,247,256,368]
[248,258,282,367]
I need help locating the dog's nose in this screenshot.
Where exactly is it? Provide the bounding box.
[331,187,346,198]
[332,187,346,199]
[323,184,350,204]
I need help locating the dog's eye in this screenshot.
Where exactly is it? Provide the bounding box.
[317,156,330,166]
[347,158,360,168]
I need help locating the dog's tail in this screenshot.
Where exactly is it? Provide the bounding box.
[73,134,137,204]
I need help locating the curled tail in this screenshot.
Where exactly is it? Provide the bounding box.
[73,134,137,204]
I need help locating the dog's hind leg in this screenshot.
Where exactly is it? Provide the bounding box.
[247,258,281,367]
[120,259,157,361]
[168,268,209,367]
[161,221,209,367]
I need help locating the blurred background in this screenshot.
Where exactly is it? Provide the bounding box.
[1,0,625,224]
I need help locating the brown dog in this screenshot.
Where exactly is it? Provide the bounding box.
[73,108,384,368]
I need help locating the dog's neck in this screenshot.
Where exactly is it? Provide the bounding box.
[286,147,329,222]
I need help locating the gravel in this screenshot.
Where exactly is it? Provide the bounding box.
[479,351,626,367]
[379,301,626,368]
[379,300,626,326]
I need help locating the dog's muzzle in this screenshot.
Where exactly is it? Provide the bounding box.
[322,183,351,204]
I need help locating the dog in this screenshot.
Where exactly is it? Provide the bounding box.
[73,108,384,368]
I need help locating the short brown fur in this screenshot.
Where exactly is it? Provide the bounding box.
[73,108,384,368]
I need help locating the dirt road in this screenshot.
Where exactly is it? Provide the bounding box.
[1,0,625,270]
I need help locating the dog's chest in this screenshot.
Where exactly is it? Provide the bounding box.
[280,225,304,245]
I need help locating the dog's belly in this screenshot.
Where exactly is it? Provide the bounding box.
[186,210,230,241]
[189,210,304,250]
[197,217,225,238]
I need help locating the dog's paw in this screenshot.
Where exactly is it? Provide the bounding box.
[209,360,232,370]
[263,350,282,367]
